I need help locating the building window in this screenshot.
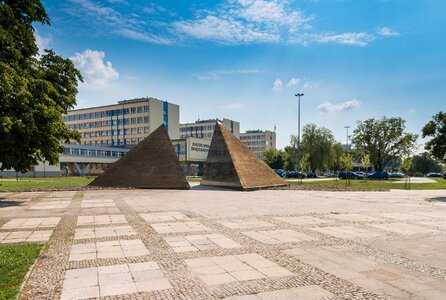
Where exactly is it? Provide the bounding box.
[137,106,142,113]
[143,105,149,112]
[143,116,149,123]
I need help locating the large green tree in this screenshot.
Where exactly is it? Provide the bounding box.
[0,0,82,172]
[284,135,297,171]
[262,147,290,170]
[352,117,417,171]
[410,152,442,174]
[422,111,446,163]
[301,124,335,172]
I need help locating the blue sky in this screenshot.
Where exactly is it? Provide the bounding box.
[35,0,446,149]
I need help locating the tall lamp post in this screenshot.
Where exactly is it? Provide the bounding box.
[344,126,350,151]
[294,93,304,175]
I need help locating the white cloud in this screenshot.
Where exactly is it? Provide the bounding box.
[70,50,119,86]
[377,27,400,37]
[315,32,375,47]
[286,78,300,87]
[272,78,282,91]
[317,99,361,113]
[302,80,320,89]
[197,69,260,80]
[35,31,52,55]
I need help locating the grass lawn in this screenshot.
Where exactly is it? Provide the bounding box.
[288,177,446,190]
[0,176,95,191]
[0,243,44,299]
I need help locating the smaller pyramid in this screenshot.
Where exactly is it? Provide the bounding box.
[89,125,190,189]
[201,122,287,191]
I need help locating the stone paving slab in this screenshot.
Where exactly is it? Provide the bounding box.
[60,261,172,299]
[1,217,61,229]
[81,199,115,208]
[242,229,317,245]
[73,225,137,239]
[0,230,52,243]
[165,234,241,252]
[225,285,335,299]
[151,221,211,233]
[369,222,440,235]
[275,216,333,226]
[69,239,149,261]
[310,225,384,240]
[219,218,276,229]
[140,211,191,222]
[76,214,128,226]
[28,200,70,210]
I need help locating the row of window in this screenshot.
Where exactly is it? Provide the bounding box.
[81,127,150,138]
[82,138,143,146]
[240,134,269,140]
[64,148,127,158]
[180,125,216,132]
[63,105,149,122]
[243,140,268,146]
[248,146,267,152]
[179,132,213,139]
[67,117,149,130]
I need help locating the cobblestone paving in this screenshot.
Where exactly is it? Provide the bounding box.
[0,188,445,299]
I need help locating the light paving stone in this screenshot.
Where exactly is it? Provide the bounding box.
[0,230,52,243]
[242,229,317,244]
[61,262,172,299]
[164,233,241,252]
[219,218,275,229]
[369,222,440,235]
[285,245,445,299]
[69,239,149,261]
[419,220,446,230]
[326,213,383,222]
[275,216,332,226]
[73,225,136,239]
[311,225,383,240]
[1,217,61,229]
[377,212,428,220]
[186,253,293,286]
[81,199,115,208]
[140,211,191,222]
[151,221,211,233]
[28,200,70,210]
[76,214,127,226]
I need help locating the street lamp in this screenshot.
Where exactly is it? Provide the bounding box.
[294,93,304,174]
[344,126,350,151]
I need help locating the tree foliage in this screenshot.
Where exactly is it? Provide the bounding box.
[410,152,442,174]
[422,111,446,163]
[262,147,290,170]
[300,123,335,172]
[0,0,82,172]
[352,117,417,171]
[284,135,297,171]
[339,152,353,171]
[331,142,344,173]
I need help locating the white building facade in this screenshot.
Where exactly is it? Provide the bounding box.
[240,130,276,159]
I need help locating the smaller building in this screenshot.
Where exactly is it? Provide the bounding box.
[240,130,276,159]
[172,137,212,176]
[180,118,240,139]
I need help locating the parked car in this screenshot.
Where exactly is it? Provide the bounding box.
[323,172,335,177]
[286,171,306,179]
[338,171,363,180]
[389,172,405,178]
[368,171,389,180]
[305,172,318,178]
[443,171,446,179]
[427,172,443,177]
[273,169,286,178]
[355,171,364,177]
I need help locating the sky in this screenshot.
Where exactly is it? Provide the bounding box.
[35,0,446,149]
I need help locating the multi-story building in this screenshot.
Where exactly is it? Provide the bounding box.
[63,97,180,146]
[240,130,276,159]
[179,118,240,139]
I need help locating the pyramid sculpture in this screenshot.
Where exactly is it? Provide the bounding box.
[201,122,287,190]
[89,125,190,189]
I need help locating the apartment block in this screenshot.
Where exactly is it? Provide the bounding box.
[240,130,276,159]
[179,118,240,139]
[63,97,179,146]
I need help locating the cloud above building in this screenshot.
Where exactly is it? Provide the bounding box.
[317,99,361,113]
[70,49,119,86]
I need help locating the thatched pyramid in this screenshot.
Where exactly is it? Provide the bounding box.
[201,122,287,190]
[89,125,190,189]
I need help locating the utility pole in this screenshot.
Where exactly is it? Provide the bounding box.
[294,93,304,176]
[344,126,350,151]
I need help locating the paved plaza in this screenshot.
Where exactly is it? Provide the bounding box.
[0,187,445,299]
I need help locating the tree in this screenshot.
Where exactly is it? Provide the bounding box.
[262,147,289,170]
[361,153,370,180]
[284,135,297,171]
[0,0,82,172]
[410,152,442,174]
[331,142,344,174]
[301,124,335,172]
[340,152,353,171]
[352,117,417,171]
[422,111,446,163]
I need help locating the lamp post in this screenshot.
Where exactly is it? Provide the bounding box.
[344,126,350,151]
[294,93,304,175]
